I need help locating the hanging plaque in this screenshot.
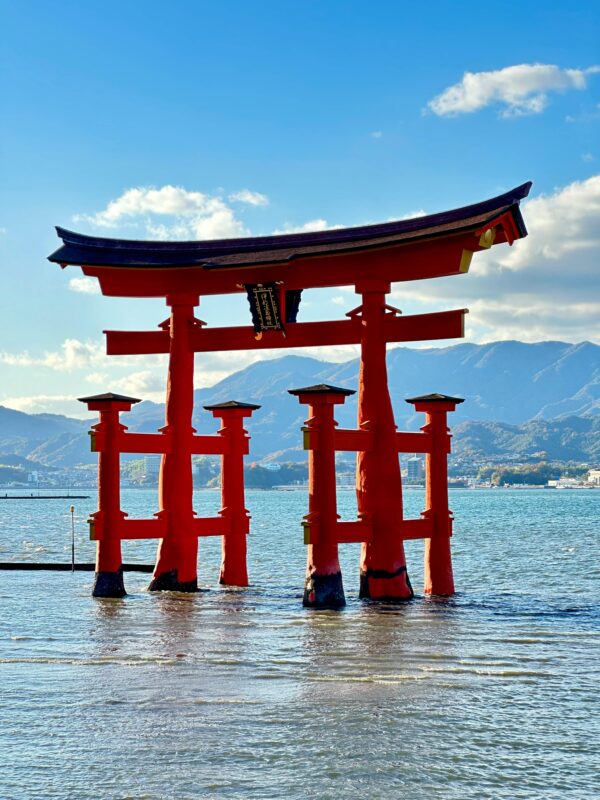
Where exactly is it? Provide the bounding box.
[285,289,302,323]
[245,283,283,332]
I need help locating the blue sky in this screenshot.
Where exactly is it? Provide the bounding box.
[1,0,599,416]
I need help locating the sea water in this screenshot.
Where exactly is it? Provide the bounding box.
[0,488,598,799]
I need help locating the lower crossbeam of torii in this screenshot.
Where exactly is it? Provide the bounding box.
[50,182,531,603]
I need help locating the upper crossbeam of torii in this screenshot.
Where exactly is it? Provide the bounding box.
[49,182,531,601]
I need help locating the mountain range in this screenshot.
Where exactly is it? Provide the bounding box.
[1,340,598,468]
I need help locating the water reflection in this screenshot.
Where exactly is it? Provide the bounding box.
[93,597,127,620]
[295,593,471,708]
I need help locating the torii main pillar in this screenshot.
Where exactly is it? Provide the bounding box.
[356,281,412,600]
[149,294,199,592]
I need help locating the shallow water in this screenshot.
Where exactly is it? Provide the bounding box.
[1,488,599,799]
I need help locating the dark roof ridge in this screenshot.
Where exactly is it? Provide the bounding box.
[288,383,356,396]
[52,182,532,257]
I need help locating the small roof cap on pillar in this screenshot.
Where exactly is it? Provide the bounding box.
[78,392,142,404]
[288,383,356,396]
[203,400,261,411]
[405,393,464,404]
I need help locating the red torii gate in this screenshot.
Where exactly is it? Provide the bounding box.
[288,385,464,607]
[49,182,531,602]
[76,392,258,597]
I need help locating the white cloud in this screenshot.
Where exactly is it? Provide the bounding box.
[428,64,600,117]
[391,175,600,343]
[0,394,87,417]
[399,209,427,220]
[582,153,595,162]
[68,277,101,295]
[74,185,261,240]
[143,220,201,240]
[73,185,367,244]
[491,174,600,272]
[83,368,165,399]
[112,370,166,400]
[85,372,108,385]
[370,131,383,139]
[0,339,104,371]
[466,299,600,343]
[272,219,340,235]
[0,338,168,373]
[77,186,216,225]
[228,189,269,206]
[0,348,169,415]
[44,339,105,371]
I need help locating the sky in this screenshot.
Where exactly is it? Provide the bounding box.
[1,0,599,417]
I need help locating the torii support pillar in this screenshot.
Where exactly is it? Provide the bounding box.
[79,392,141,598]
[289,384,354,608]
[406,393,464,596]
[355,281,413,600]
[204,401,261,587]
[150,294,200,593]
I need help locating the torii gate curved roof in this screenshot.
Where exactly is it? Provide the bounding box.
[48,182,531,297]
[50,182,530,269]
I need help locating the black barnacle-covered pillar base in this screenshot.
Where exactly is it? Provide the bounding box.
[147,569,199,593]
[303,571,345,609]
[93,566,126,598]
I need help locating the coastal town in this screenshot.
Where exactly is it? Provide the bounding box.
[2,453,599,492]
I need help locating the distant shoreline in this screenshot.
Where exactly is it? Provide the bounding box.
[0,494,90,500]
